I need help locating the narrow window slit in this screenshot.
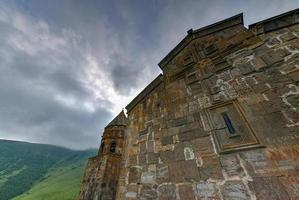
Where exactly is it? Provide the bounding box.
[221,112,236,134]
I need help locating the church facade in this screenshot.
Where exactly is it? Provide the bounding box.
[79,9,299,200]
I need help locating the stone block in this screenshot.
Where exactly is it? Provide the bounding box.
[173,116,188,127]
[156,164,169,183]
[266,37,281,46]
[204,44,218,55]
[140,185,157,200]
[166,127,180,136]
[280,32,296,41]
[125,191,137,199]
[139,129,148,136]
[238,63,256,75]
[199,156,223,180]
[128,155,137,166]
[161,136,173,145]
[147,153,159,164]
[158,184,177,200]
[221,180,250,200]
[178,184,196,200]
[251,57,267,70]
[288,68,299,82]
[126,184,139,200]
[196,181,220,200]
[253,44,270,56]
[220,154,244,177]
[249,177,290,200]
[214,61,231,73]
[147,141,155,153]
[138,153,147,166]
[239,150,278,177]
[191,137,215,157]
[169,160,200,182]
[178,129,208,142]
[174,143,190,161]
[139,141,147,154]
[128,167,141,183]
[160,150,174,163]
[141,171,156,184]
[280,176,299,199]
[261,49,289,66]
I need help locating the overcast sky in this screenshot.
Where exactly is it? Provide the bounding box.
[0,0,298,149]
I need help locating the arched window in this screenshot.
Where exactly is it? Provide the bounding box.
[110,142,116,153]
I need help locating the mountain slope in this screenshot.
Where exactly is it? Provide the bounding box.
[0,139,96,200]
[13,159,86,200]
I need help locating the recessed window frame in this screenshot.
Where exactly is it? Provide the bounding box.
[208,100,263,154]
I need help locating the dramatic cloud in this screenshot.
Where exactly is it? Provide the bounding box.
[0,0,298,149]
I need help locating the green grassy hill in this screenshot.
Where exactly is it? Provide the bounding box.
[0,139,96,200]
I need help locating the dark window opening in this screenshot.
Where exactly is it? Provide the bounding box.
[101,183,106,188]
[110,142,116,153]
[221,112,236,134]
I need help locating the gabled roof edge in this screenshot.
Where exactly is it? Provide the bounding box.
[158,13,244,70]
[249,8,299,35]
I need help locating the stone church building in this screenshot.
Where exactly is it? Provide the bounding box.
[78,9,299,200]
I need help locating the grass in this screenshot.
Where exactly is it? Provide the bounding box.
[13,160,87,200]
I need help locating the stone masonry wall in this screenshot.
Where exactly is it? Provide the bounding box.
[115,10,299,200]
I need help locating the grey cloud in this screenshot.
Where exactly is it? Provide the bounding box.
[0,0,299,149]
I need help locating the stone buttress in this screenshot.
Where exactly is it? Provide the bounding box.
[78,111,127,200]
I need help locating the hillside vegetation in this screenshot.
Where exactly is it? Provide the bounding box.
[0,139,96,200]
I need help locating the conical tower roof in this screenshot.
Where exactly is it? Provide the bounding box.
[106,110,127,128]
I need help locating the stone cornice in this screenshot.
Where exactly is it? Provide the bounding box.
[158,13,244,70]
[249,8,299,35]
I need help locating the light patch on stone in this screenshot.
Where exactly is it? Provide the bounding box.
[141,171,156,184]
[184,147,195,160]
[196,181,218,199]
[284,45,299,61]
[210,135,218,155]
[262,93,269,101]
[125,192,137,198]
[281,84,299,111]
[195,153,203,167]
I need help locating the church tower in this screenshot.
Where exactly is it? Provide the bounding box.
[78,111,127,200]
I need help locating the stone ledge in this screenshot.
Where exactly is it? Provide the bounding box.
[249,8,299,35]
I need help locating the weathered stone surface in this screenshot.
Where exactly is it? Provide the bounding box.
[280,176,299,199]
[140,185,158,200]
[161,136,173,145]
[158,184,177,200]
[249,177,290,200]
[160,150,175,163]
[139,141,147,154]
[199,156,223,180]
[169,160,200,182]
[261,49,289,66]
[141,171,156,184]
[220,154,244,177]
[196,181,220,200]
[129,167,141,183]
[156,164,169,183]
[80,11,299,200]
[221,181,250,200]
[147,153,159,164]
[178,184,196,200]
[139,153,147,165]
